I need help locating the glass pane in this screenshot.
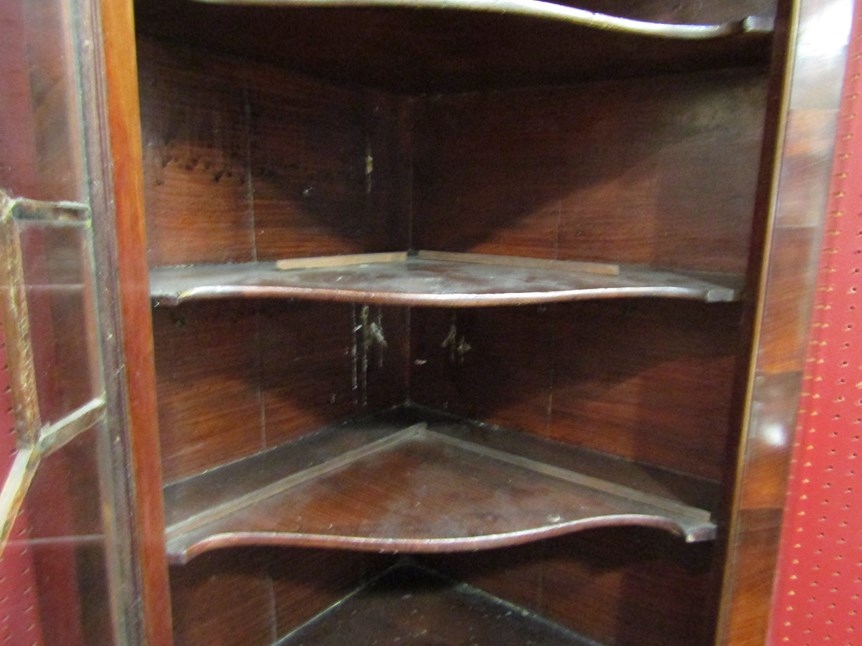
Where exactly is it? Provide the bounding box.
[0,428,114,645]
[16,217,103,425]
[0,0,86,202]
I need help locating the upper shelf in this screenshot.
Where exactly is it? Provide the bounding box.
[195,0,771,39]
[135,0,774,92]
[149,251,742,307]
[164,408,719,564]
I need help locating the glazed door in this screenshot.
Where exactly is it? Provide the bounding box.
[0,0,143,642]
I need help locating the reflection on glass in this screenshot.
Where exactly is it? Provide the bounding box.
[16,218,102,426]
[0,0,86,202]
[0,428,114,645]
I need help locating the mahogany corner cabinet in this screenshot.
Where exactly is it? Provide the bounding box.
[0,0,854,643]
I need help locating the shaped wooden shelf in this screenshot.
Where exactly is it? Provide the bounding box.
[164,408,719,564]
[198,0,771,39]
[137,0,773,92]
[150,252,742,307]
[277,563,594,645]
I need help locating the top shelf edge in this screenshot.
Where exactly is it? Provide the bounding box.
[193,0,774,40]
[148,254,745,308]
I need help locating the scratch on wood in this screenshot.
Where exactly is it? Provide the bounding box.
[352,305,388,406]
[441,314,471,365]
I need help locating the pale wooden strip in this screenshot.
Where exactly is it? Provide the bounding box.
[415,250,620,276]
[275,251,409,271]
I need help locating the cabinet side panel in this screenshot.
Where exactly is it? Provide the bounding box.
[153,302,264,483]
[551,300,742,480]
[413,71,767,274]
[155,300,408,483]
[770,7,862,638]
[137,38,409,268]
[169,548,392,645]
[138,39,255,266]
[250,83,408,260]
[720,0,856,642]
[558,70,767,274]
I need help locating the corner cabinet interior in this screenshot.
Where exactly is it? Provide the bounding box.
[130,0,790,643]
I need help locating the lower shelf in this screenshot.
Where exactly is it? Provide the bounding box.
[164,408,719,564]
[276,563,596,645]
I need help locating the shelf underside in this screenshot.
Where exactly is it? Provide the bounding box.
[277,564,593,645]
[150,256,741,307]
[135,0,772,92]
[164,409,719,564]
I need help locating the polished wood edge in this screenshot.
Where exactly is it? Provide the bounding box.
[194,0,772,40]
[716,0,854,642]
[97,0,173,642]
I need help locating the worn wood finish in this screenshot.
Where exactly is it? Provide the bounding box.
[138,40,254,267]
[563,0,777,23]
[134,0,772,93]
[138,38,407,268]
[149,258,741,307]
[163,410,719,563]
[278,563,594,645]
[249,78,406,260]
[259,302,407,445]
[87,0,177,642]
[153,299,406,482]
[410,300,742,480]
[409,306,555,435]
[274,250,620,274]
